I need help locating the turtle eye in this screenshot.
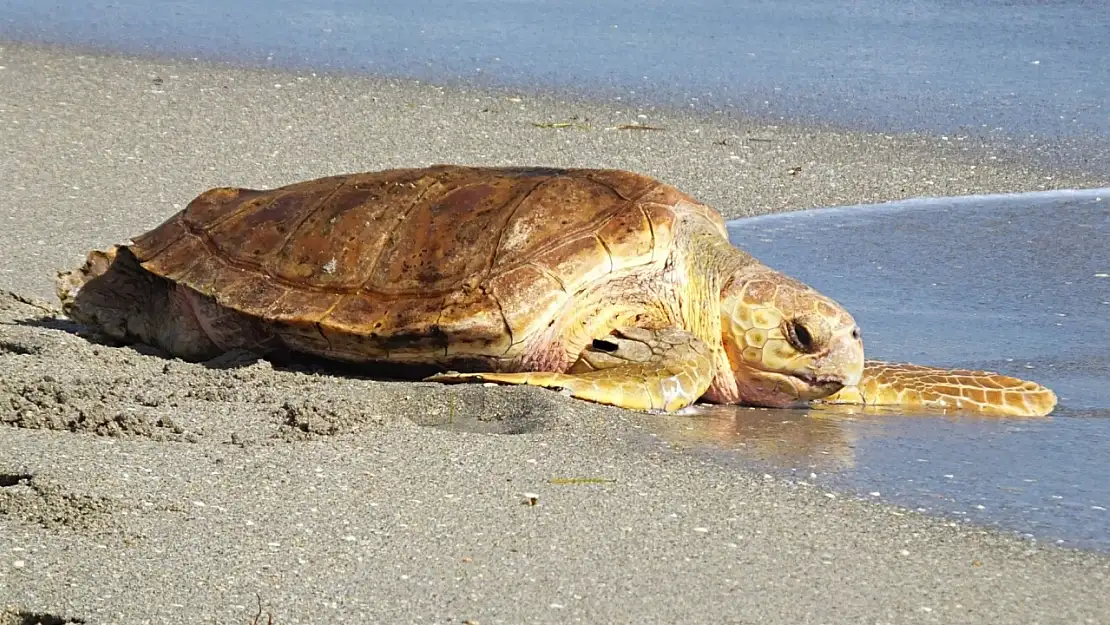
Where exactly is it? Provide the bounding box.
[788,320,816,353]
[852,326,862,341]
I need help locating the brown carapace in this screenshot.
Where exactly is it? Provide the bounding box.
[56,165,1056,416]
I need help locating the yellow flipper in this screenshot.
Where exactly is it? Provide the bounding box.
[821,359,1058,417]
[426,327,715,412]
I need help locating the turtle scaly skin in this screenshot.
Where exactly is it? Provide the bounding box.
[55,166,1057,417]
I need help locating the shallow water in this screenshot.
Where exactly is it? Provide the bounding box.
[1,0,1108,154]
[648,190,1110,550]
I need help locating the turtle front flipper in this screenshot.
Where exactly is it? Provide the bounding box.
[425,327,715,412]
[820,360,1058,417]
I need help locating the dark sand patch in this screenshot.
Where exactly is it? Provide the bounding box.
[0,610,86,625]
[0,473,117,533]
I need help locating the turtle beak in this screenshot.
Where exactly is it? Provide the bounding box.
[812,324,864,389]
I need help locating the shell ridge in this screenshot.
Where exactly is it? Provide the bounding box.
[527,261,569,294]
[489,290,515,353]
[178,220,360,294]
[594,234,615,275]
[357,171,458,293]
[316,292,349,326]
[488,176,559,272]
[129,217,185,261]
[261,289,293,317]
[585,170,653,201]
[191,187,265,231]
[154,230,208,279]
[492,178,663,274]
[638,203,658,263]
[273,178,352,266]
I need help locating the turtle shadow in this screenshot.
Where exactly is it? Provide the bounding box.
[12,314,421,377]
[4,313,116,358]
[12,315,182,360]
[11,313,562,436]
[14,314,93,337]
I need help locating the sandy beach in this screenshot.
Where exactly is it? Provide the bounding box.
[2,42,1109,624]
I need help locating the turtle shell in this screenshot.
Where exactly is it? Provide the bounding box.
[130,165,724,362]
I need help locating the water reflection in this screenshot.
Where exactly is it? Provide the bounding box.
[650,403,1048,472]
[650,405,859,469]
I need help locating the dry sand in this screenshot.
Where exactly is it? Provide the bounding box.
[2,42,1109,624]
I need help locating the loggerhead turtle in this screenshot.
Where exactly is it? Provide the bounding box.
[55,165,1057,417]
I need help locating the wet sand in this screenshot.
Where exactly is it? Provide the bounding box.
[2,42,1109,624]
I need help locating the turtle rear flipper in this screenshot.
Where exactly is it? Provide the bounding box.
[55,246,275,361]
[821,360,1058,417]
[426,327,715,412]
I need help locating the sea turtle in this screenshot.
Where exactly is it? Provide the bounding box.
[55,165,1057,417]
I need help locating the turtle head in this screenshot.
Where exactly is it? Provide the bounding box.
[715,269,864,407]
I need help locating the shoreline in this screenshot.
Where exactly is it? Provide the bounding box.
[2,41,1109,624]
[4,40,1108,211]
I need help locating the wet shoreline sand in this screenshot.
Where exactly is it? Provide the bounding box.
[2,42,1109,624]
